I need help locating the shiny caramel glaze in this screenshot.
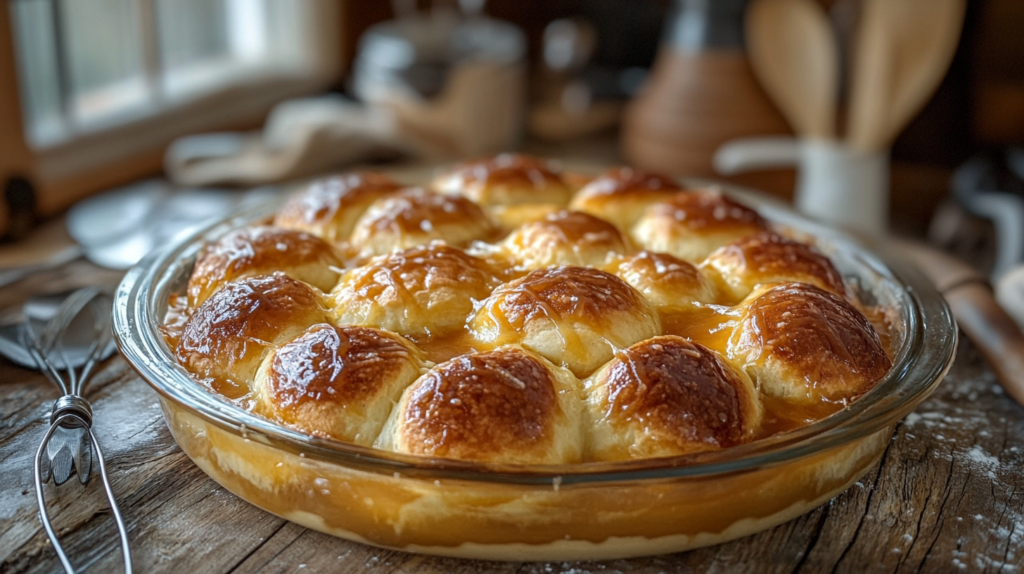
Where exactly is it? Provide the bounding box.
[643,190,766,232]
[469,266,660,376]
[728,283,892,405]
[614,251,717,311]
[378,346,583,464]
[433,153,574,206]
[350,188,496,256]
[176,273,329,398]
[274,172,405,242]
[486,202,563,233]
[187,225,342,308]
[569,167,683,230]
[167,158,902,465]
[332,243,503,336]
[503,210,629,269]
[584,336,760,461]
[631,190,769,261]
[702,232,847,303]
[253,323,426,445]
[160,294,190,350]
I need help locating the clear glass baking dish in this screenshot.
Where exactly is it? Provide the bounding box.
[113,181,957,561]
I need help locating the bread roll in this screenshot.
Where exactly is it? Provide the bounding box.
[614,251,717,311]
[569,168,683,230]
[274,172,405,242]
[631,191,768,262]
[502,210,629,270]
[702,232,847,302]
[350,188,495,256]
[176,273,329,394]
[187,225,342,308]
[487,203,563,233]
[469,266,660,376]
[253,324,426,445]
[377,346,583,464]
[433,153,574,206]
[583,336,761,461]
[331,243,502,336]
[728,283,891,404]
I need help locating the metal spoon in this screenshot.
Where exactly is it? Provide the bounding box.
[0,290,117,369]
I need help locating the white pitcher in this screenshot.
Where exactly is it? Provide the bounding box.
[715,136,889,235]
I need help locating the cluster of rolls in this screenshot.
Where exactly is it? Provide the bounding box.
[171,154,893,465]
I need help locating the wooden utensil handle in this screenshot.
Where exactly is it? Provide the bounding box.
[945,281,1024,406]
[894,238,1024,406]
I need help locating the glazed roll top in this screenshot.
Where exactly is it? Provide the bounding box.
[569,168,683,231]
[583,336,761,461]
[331,243,503,336]
[187,225,342,308]
[502,210,629,269]
[702,232,848,302]
[349,188,495,256]
[728,283,892,404]
[176,273,330,396]
[377,346,583,464]
[631,190,768,262]
[432,153,574,206]
[614,251,717,311]
[253,324,426,445]
[486,202,563,233]
[469,266,660,376]
[274,172,405,242]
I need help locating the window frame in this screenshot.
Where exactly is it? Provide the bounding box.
[2,0,344,215]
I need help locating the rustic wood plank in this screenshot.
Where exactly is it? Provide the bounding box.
[0,269,1022,574]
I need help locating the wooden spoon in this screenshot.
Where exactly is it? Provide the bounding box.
[848,0,966,151]
[746,0,840,140]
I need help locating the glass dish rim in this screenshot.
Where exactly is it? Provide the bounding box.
[112,179,958,486]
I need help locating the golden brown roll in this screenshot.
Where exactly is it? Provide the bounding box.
[614,251,717,311]
[468,266,660,376]
[432,153,574,206]
[176,273,330,396]
[583,336,761,461]
[569,167,683,230]
[349,188,495,256]
[486,203,563,232]
[252,323,427,445]
[702,232,848,302]
[187,225,342,309]
[274,172,405,242]
[376,346,583,464]
[502,210,629,269]
[631,191,768,262]
[728,283,892,405]
[331,243,502,336]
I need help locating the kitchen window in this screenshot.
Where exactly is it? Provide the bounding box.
[7,0,341,184]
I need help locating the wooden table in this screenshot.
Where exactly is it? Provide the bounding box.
[1,262,1022,574]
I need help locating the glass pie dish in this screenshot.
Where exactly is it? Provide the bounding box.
[113,180,957,561]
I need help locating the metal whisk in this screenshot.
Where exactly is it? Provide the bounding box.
[22,287,132,573]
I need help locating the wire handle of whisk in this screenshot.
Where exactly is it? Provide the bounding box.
[35,411,132,574]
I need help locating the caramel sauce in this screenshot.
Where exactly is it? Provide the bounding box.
[407,330,480,366]
[660,305,739,357]
[160,294,190,350]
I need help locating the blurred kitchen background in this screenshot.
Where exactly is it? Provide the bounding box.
[1,0,1023,288]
